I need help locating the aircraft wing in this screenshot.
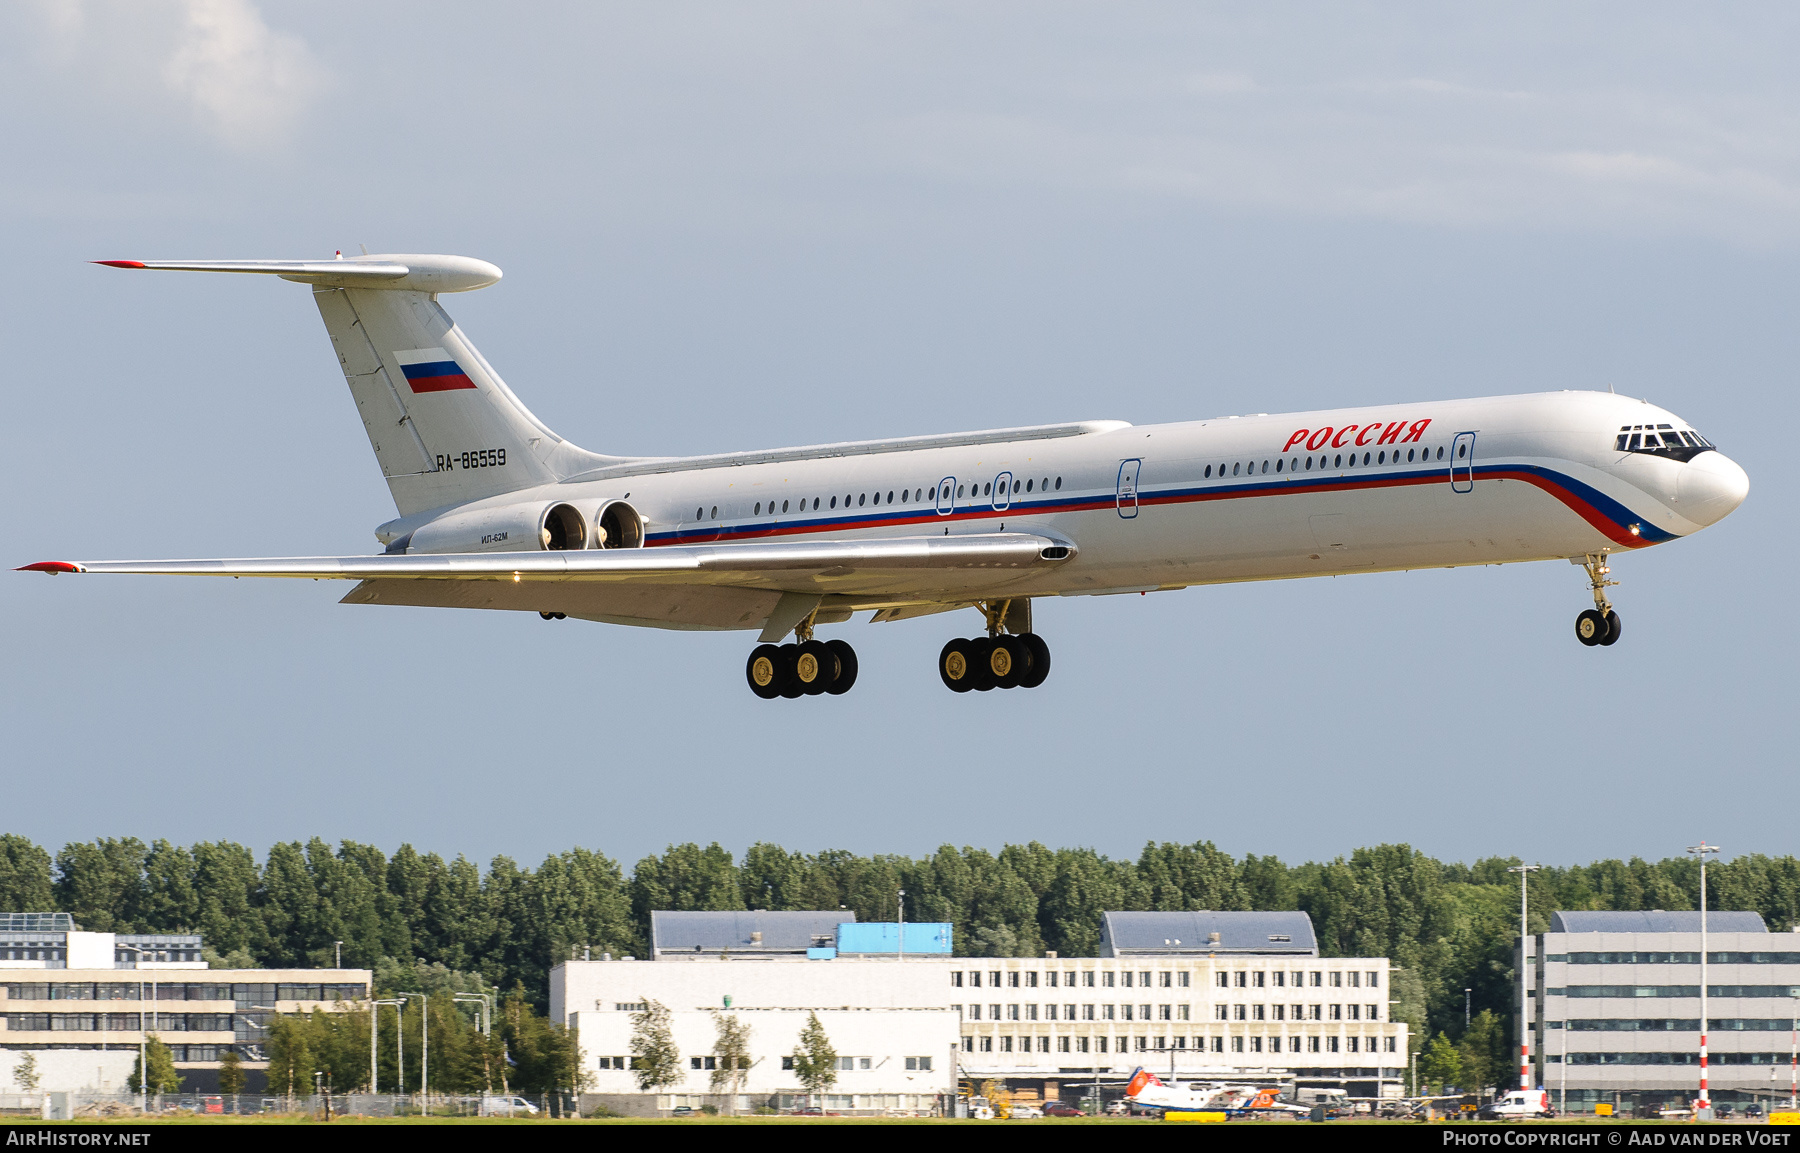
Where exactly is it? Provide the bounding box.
[20,533,1074,634]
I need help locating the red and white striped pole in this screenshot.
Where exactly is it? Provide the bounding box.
[1509,864,1541,1092]
[1690,841,1720,1115]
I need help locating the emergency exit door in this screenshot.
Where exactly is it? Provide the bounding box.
[1450,432,1476,493]
[1116,459,1141,518]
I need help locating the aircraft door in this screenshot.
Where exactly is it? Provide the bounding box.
[935,476,956,515]
[1450,432,1476,493]
[992,471,1013,511]
[1116,459,1141,519]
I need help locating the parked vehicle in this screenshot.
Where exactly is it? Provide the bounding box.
[1010,1104,1043,1119]
[481,1095,540,1116]
[1480,1089,1554,1120]
[1043,1101,1083,1117]
[1745,1104,1766,1119]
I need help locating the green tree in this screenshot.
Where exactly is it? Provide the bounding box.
[12,1052,39,1092]
[789,1012,838,1104]
[0,834,54,911]
[710,1011,752,1112]
[217,1049,245,1095]
[1460,1009,1511,1093]
[54,837,150,931]
[1418,1032,1463,1094]
[628,998,681,1092]
[127,1035,182,1095]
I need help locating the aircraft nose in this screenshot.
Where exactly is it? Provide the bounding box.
[1676,451,1749,527]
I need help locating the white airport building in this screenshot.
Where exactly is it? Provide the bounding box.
[1530,910,1800,1113]
[552,909,1409,1114]
[0,913,370,1094]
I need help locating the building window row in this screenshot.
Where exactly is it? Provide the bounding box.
[1212,1003,1381,1021]
[3,1012,235,1032]
[1555,1018,1800,1032]
[1554,985,1800,999]
[1,982,366,1003]
[1214,970,1381,989]
[956,1001,1380,1022]
[951,970,1191,989]
[959,1034,1399,1055]
[1559,1052,1799,1067]
[1549,952,1800,966]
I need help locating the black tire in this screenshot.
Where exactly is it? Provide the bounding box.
[939,638,975,692]
[969,637,998,691]
[1575,609,1607,647]
[824,639,858,695]
[746,644,783,699]
[1018,633,1051,688]
[776,643,805,698]
[992,635,1026,689]
[1600,610,1621,647]
[795,639,833,695]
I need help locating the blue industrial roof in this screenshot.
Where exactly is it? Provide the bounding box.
[1099,911,1318,956]
[1549,910,1767,934]
[650,910,853,956]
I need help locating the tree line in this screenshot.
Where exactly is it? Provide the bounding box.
[5,833,1799,1048]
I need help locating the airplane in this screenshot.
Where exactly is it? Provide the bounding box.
[1118,1068,1297,1114]
[20,253,1750,698]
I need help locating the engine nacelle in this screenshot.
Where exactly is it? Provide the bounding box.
[403,502,588,554]
[593,500,644,549]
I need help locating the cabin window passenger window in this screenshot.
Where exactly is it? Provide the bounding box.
[1377,451,1386,464]
[983,483,991,495]
[858,493,866,506]
[1275,458,1283,472]
[1013,480,1021,494]
[1458,443,1468,458]
[695,507,703,519]
[710,506,718,519]
[754,503,761,514]
[1026,479,1034,491]
[1437,446,1445,460]
[1055,477,1062,489]
[957,485,965,497]
[1334,454,1342,467]
[830,496,837,508]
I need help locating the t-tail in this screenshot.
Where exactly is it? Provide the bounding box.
[95,253,634,517]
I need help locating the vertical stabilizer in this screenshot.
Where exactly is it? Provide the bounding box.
[97,253,631,517]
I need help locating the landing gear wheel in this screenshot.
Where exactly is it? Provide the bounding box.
[795,639,833,695]
[939,638,975,693]
[1018,633,1051,688]
[776,643,805,698]
[746,644,783,699]
[824,639,858,695]
[991,635,1026,689]
[969,637,998,691]
[1599,610,1621,647]
[1575,609,1607,647]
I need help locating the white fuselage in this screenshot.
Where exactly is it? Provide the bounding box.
[383,390,1746,618]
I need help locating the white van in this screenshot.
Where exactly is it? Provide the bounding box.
[1482,1089,1552,1120]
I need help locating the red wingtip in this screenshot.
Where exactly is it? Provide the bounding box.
[93,260,148,269]
[17,561,82,574]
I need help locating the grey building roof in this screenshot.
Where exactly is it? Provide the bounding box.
[1548,910,1768,934]
[1099,911,1318,956]
[650,910,852,956]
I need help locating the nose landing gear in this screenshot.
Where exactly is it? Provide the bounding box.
[1574,554,1621,647]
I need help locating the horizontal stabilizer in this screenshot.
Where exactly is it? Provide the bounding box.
[94,254,501,293]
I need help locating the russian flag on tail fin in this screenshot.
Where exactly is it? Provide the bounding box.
[396,347,476,393]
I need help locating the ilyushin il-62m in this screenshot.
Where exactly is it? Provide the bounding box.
[21,253,1749,698]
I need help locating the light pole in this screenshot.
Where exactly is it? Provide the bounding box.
[1790,991,1797,1109]
[371,997,402,1094]
[897,889,906,959]
[1464,989,1472,1031]
[453,992,492,1034]
[118,944,147,1110]
[1508,865,1541,1091]
[400,992,429,1107]
[1689,842,1720,1116]
[335,941,343,968]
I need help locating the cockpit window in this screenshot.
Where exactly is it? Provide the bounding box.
[1615,423,1714,462]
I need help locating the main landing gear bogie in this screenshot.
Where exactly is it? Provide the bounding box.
[1573,554,1622,648]
[938,633,1051,693]
[746,637,859,699]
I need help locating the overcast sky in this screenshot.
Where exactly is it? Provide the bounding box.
[3,2,1794,872]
